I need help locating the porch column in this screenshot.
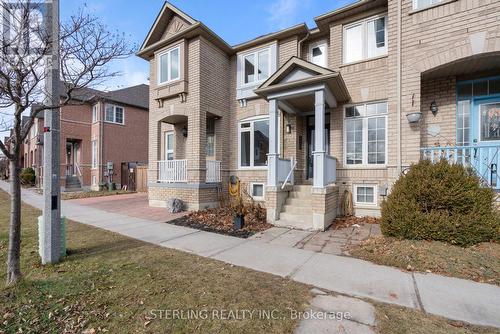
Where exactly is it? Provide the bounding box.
[313,89,326,188]
[267,99,279,187]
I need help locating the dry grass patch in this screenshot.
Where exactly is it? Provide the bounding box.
[349,236,500,285]
[0,190,310,333]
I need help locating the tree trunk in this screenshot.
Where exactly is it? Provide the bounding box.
[6,154,22,285]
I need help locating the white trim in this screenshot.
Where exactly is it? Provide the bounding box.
[239,46,272,87]
[309,39,328,67]
[343,101,388,168]
[477,101,500,144]
[104,104,125,125]
[91,140,98,169]
[342,13,388,65]
[353,184,378,206]
[157,45,181,86]
[250,182,265,201]
[237,116,276,170]
[92,104,99,123]
[412,0,444,11]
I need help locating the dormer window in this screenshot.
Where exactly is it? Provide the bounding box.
[309,40,327,67]
[158,45,180,85]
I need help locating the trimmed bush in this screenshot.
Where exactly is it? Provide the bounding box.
[381,160,499,246]
[20,167,36,186]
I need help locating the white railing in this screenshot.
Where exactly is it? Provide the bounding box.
[421,145,500,189]
[325,155,337,184]
[277,157,294,186]
[281,157,296,189]
[158,159,187,183]
[206,160,221,183]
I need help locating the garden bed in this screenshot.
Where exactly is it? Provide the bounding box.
[61,190,132,200]
[167,207,272,238]
[349,236,500,285]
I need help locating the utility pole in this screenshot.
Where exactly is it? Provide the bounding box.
[41,0,61,264]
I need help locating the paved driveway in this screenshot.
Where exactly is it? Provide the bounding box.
[68,193,186,222]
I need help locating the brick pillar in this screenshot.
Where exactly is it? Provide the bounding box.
[186,110,206,184]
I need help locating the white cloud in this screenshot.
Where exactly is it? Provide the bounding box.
[267,0,310,30]
[95,56,149,91]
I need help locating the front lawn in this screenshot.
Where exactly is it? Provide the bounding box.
[0,190,310,333]
[349,236,500,285]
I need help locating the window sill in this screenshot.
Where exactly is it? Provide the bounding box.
[409,0,458,15]
[157,78,181,88]
[238,167,267,171]
[354,203,379,209]
[340,55,388,68]
[340,165,387,170]
[104,121,125,126]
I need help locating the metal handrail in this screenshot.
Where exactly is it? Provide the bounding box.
[281,157,297,190]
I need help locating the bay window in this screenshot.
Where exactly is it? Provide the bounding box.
[343,14,387,64]
[239,118,269,168]
[345,101,387,166]
[158,46,180,84]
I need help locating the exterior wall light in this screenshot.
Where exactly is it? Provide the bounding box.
[286,123,292,134]
[406,112,422,123]
[182,127,188,137]
[430,101,438,116]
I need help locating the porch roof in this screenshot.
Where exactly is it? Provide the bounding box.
[254,57,350,103]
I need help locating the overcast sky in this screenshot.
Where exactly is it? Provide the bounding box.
[1,0,354,138]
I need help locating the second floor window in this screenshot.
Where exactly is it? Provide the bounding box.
[243,49,270,84]
[105,104,124,125]
[343,14,387,64]
[92,104,98,123]
[158,46,180,85]
[413,0,444,10]
[309,41,327,67]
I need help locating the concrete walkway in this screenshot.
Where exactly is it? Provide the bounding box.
[2,180,499,329]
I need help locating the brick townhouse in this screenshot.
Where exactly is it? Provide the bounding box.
[23,83,149,191]
[138,0,500,230]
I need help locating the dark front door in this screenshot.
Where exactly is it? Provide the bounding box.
[306,116,330,180]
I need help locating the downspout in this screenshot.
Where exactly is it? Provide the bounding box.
[99,100,104,186]
[297,30,310,58]
[396,0,402,173]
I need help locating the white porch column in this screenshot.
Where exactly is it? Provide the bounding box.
[313,90,326,188]
[267,99,279,187]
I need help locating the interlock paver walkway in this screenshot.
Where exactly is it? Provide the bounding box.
[2,180,499,329]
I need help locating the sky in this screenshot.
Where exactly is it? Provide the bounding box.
[1,0,354,138]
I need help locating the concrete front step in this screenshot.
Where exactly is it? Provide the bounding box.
[285,197,312,207]
[293,185,313,192]
[274,218,314,231]
[279,212,312,224]
[288,191,311,199]
[282,204,313,215]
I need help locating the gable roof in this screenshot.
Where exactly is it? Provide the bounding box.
[255,57,350,103]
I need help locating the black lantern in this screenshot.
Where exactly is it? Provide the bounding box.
[181,127,188,137]
[430,101,438,116]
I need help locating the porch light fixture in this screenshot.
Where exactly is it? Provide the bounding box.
[181,127,188,137]
[406,112,422,124]
[430,101,438,116]
[286,123,292,134]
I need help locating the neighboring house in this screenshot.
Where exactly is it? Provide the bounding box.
[23,83,149,191]
[138,1,500,230]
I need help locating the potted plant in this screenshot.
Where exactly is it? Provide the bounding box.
[231,196,246,230]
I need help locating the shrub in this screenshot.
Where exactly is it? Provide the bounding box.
[381,160,499,246]
[20,167,36,186]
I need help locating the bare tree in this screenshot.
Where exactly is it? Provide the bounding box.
[0,1,134,285]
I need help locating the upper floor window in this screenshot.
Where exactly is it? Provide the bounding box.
[309,40,327,67]
[343,14,387,64]
[92,104,98,123]
[105,104,124,125]
[243,48,270,85]
[158,46,180,85]
[345,101,387,166]
[413,0,444,10]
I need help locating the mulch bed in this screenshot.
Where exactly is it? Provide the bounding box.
[331,216,380,230]
[167,207,272,238]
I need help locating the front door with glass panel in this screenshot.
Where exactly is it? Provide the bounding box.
[472,97,500,145]
[306,116,330,180]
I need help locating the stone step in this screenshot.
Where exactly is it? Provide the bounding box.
[285,197,312,207]
[293,185,313,192]
[288,191,311,199]
[279,212,312,225]
[281,204,313,215]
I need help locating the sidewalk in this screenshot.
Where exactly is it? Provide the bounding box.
[1,180,499,329]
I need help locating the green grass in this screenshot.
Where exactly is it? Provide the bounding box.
[349,236,500,285]
[0,190,310,333]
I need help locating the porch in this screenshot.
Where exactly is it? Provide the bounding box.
[157,159,221,183]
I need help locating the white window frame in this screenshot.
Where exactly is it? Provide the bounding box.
[238,116,274,170]
[343,101,388,168]
[157,45,181,85]
[342,13,388,65]
[165,131,174,160]
[353,184,378,206]
[412,0,444,11]
[92,104,98,123]
[309,40,328,67]
[91,140,98,169]
[92,175,97,186]
[104,104,125,125]
[239,46,272,88]
[250,182,265,201]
